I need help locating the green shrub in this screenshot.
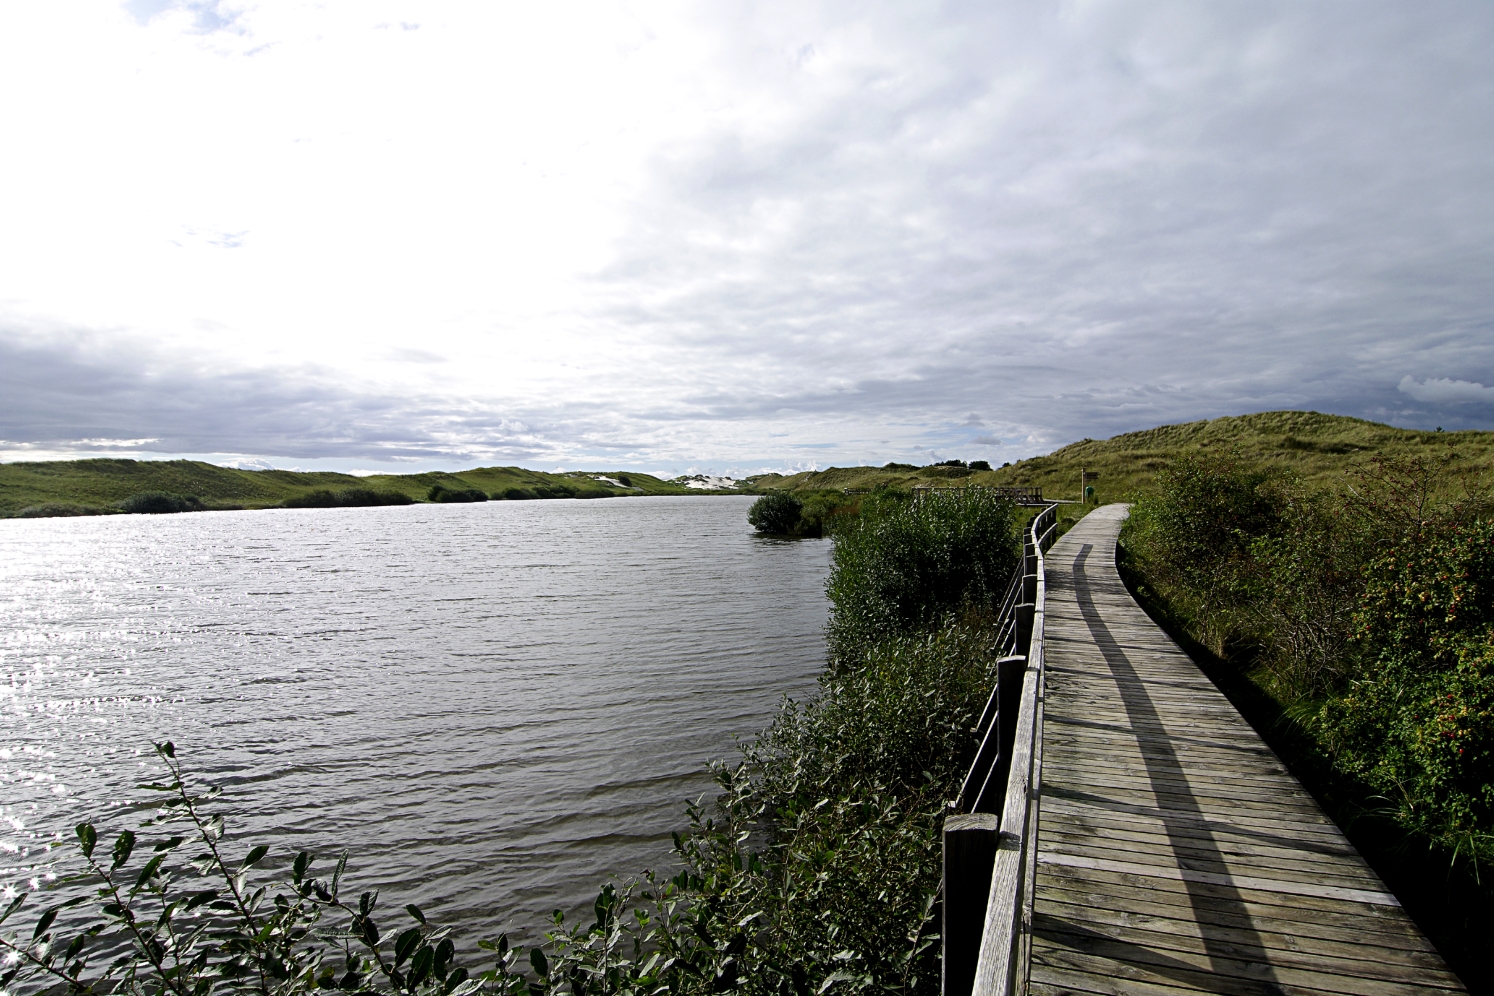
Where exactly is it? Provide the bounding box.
[337,488,415,507]
[1123,454,1286,655]
[117,492,205,514]
[532,485,577,500]
[500,487,537,500]
[747,492,802,534]
[427,484,488,503]
[969,460,992,472]
[825,489,1019,666]
[283,489,339,508]
[283,489,413,509]
[1320,520,1494,851]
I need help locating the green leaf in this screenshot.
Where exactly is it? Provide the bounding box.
[434,938,454,980]
[241,845,269,870]
[293,851,311,884]
[394,927,422,967]
[332,851,348,897]
[134,854,165,889]
[405,903,427,924]
[529,948,548,978]
[32,907,58,940]
[111,830,136,870]
[361,917,380,946]
[447,975,479,996]
[157,741,177,758]
[0,893,25,925]
[408,946,434,988]
[76,823,97,859]
[152,835,186,852]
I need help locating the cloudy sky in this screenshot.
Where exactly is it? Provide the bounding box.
[2,1,1491,476]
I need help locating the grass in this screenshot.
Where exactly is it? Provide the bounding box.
[748,411,1494,502]
[0,460,709,516]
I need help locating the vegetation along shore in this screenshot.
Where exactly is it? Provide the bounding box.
[0,461,723,518]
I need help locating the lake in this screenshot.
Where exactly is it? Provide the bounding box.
[0,496,832,943]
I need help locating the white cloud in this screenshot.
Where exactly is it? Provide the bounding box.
[0,1,1491,473]
[1398,376,1494,404]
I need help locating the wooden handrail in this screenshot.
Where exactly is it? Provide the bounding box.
[944,503,1056,996]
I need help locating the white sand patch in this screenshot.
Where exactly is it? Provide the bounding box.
[676,475,741,490]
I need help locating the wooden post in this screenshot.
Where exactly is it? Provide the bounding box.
[943,812,999,996]
[993,653,1027,798]
[1014,602,1035,658]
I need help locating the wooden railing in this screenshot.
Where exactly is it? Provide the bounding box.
[943,503,1059,996]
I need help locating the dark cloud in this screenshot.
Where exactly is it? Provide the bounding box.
[0,333,552,463]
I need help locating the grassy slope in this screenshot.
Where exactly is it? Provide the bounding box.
[750,411,1494,500]
[0,460,700,515]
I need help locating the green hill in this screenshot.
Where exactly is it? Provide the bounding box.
[747,411,1494,502]
[0,459,703,516]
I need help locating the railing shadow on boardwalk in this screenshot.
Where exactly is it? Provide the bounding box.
[1050,541,1277,988]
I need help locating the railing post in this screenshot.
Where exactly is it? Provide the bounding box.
[993,653,1027,799]
[1014,602,1035,656]
[943,812,999,996]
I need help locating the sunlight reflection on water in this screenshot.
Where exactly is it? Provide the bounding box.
[0,496,830,943]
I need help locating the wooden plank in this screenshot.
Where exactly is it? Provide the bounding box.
[1031,934,1463,996]
[1035,860,1409,924]
[1036,898,1457,975]
[1037,852,1401,907]
[1034,883,1439,951]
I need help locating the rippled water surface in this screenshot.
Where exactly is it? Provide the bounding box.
[0,496,831,940]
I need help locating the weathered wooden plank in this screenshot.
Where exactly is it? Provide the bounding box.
[1035,860,1409,923]
[1033,906,1464,986]
[1031,932,1464,996]
[1034,884,1439,951]
[1037,830,1380,885]
[1036,898,1456,973]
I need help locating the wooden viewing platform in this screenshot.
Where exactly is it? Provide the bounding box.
[1025,504,1463,995]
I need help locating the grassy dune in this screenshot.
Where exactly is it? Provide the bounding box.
[0,459,700,516]
[749,411,1494,501]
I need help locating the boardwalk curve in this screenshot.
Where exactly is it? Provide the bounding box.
[1028,504,1464,995]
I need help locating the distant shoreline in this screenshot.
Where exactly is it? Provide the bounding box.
[0,458,748,519]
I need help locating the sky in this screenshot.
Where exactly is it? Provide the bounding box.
[1,1,1491,477]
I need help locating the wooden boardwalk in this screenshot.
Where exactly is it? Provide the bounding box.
[1028,504,1464,996]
